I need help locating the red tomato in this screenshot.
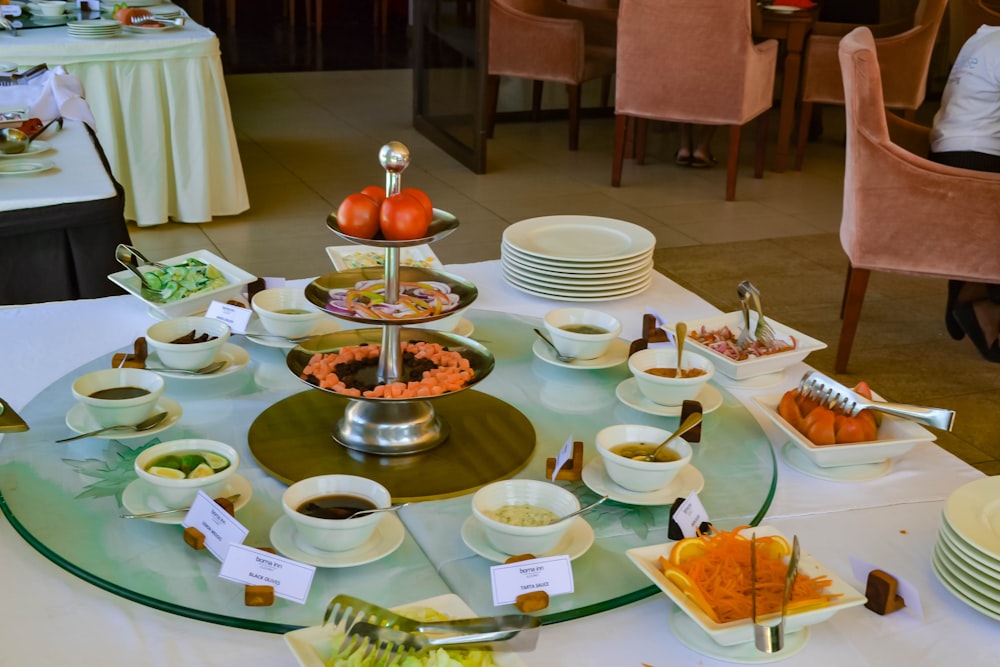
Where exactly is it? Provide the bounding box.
[777,390,804,431]
[361,185,386,206]
[834,414,877,443]
[380,193,430,240]
[802,406,836,446]
[115,7,151,23]
[401,188,433,218]
[337,193,381,239]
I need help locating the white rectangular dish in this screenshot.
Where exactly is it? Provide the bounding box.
[107,249,256,319]
[679,312,827,380]
[326,244,443,271]
[626,525,866,647]
[753,391,935,467]
[284,593,527,667]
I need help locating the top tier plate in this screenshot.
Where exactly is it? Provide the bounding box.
[326,208,459,248]
[502,215,656,263]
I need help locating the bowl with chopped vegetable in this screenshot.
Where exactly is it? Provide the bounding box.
[471,479,579,556]
[134,438,240,508]
[107,249,256,319]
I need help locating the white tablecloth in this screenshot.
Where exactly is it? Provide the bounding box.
[0,20,249,225]
[0,261,993,666]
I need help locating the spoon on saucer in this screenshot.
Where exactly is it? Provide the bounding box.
[120,493,241,520]
[636,412,702,462]
[349,502,411,519]
[547,495,608,525]
[533,328,575,363]
[56,411,169,443]
[150,360,227,375]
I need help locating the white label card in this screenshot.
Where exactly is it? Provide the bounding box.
[550,436,574,482]
[182,491,250,561]
[490,555,574,606]
[219,544,316,604]
[205,300,253,334]
[849,556,923,618]
[674,492,710,539]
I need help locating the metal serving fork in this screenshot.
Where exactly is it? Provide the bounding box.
[736,293,756,348]
[738,280,776,347]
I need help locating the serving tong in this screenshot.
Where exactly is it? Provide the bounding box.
[0,64,48,87]
[737,280,776,347]
[751,534,800,654]
[798,370,955,431]
[323,594,540,665]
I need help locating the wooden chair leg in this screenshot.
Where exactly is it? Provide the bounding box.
[314,0,322,37]
[612,114,629,187]
[754,111,768,179]
[531,81,543,122]
[836,265,871,374]
[726,125,741,201]
[567,84,581,151]
[635,118,648,165]
[794,101,813,171]
[624,116,635,159]
[485,75,500,139]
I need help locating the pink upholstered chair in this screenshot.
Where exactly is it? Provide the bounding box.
[835,26,1000,372]
[795,0,948,170]
[610,0,777,201]
[486,0,617,151]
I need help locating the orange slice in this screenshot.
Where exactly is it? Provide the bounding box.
[668,537,711,566]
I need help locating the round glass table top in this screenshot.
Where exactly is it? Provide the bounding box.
[0,310,777,632]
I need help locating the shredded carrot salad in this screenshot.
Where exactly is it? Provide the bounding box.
[658,527,840,624]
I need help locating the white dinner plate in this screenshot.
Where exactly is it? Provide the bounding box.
[460,515,594,563]
[0,140,50,159]
[121,473,253,525]
[532,337,629,370]
[581,458,704,506]
[65,396,182,440]
[502,250,654,284]
[123,22,180,33]
[939,519,1000,572]
[503,215,656,263]
[145,343,250,380]
[943,476,1000,560]
[936,532,1000,589]
[0,159,55,175]
[502,267,653,302]
[269,514,404,568]
[615,378,723,417]
[765,5,803,12]
[504,259,654,291]
[0,62,17,73]
[779,442,892,482]
[931,548,1000,620]
[502,246,654,278]
[501,238,655,270]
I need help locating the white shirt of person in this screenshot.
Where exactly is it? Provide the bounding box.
[930,25,1000,157]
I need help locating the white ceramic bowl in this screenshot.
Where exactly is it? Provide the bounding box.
[628,347,714,406]
[134,438,240,508]
[282,475,391,552]
[596,423,693,492]
[71,368,165,428]
[543,308,622,360]
[146,316,231,370]
[679,312,827,381]
[35,1,67,16]
[753,391,934,467]
[252,287,323,338]
[471,479,579,556]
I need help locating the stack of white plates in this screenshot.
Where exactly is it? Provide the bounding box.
[148,3,182,18]
[67,18,122,38]
[932,476,1000,621]
[501,215,656,302]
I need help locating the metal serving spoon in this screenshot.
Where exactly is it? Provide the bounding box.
[349,502,412,519]
[120,493,241,520]
[547,495,608,525]
[675,321,687,376]
[55,411,169,443]
[151,360,227,376]
[636,412,703,461]
[532,328,575,363]
[0,116,62,154]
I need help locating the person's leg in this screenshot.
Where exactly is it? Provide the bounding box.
[676,124,693,165]
[691,126,717,168]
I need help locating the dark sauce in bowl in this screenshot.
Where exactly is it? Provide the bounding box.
[89,386,150,400]
[297,494,377,519]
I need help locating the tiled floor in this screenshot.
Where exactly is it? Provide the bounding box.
[126,65,998,476]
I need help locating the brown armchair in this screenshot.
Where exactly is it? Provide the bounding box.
[834,26,1000,372]
[611,0,777,201]
[486,0,617,151]
[794,0,948,170]
[953,0,1000,56]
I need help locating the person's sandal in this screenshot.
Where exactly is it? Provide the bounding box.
[690,153,716,168]
[953,301,1000,362]
[945,280,965,341]
[674,150,692,166]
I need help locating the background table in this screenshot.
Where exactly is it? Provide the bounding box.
[0,119,130,304]
[0,19,250,226]
[0,261,994,666]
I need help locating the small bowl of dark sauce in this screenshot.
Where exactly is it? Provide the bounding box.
[71,368,165,428]
[282,474,391,552]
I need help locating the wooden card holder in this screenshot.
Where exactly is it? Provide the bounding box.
[546,441,583,481]
[864,569,906,615]
[245,547,276,607]
[111,337,148,369]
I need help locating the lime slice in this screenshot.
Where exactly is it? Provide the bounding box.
[202,452,229,470]
[188,463,216,479]
[148,466,186,479]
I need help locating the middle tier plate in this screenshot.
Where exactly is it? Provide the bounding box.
[305,266,478,327]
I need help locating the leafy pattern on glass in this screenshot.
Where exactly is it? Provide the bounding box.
[61,437,161,505]
[568,485,659,540]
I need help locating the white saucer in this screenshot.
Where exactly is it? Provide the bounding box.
[532,337,629,370]
[121,473,252,525]
[243,318,341,349]
[765,5,803,13]
[581,458,705,506]
[615,379,724,417]
[146,343,250,379]
[270,514,405,568]
[460,515,594,563]
[780,442,891,482]
[65,396,182,440]
[669,608,809,663]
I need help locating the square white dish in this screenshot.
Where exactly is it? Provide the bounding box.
[284,593,527,667]
[107,249,256,319]
[326,244,443,271]
[626,525,866,647]
[753,391,935,467]
[678,312,827,380]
